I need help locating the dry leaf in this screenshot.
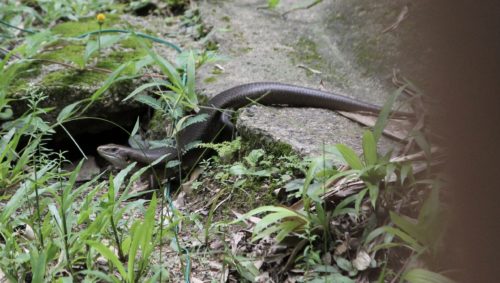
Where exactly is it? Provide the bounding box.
[231,232,244,254]
[210,239,224,250]
[382,5,409,33]
[335,241,349,255]
[214,64,225,72]
[255,272,273,282]
[232,210,261,225]
[181,167,203,193]
[338,111,412,141]
[297,64,322,74]
[173,191,186,209]
[353,250,371,271]
[23,224,36,241]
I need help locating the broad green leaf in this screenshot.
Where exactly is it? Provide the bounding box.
[367,182,379,208]
[1,161,55,223]
[312,265,339,273]
[276,220,304,242]
[232,256,259,282]
[308,274,354,283]
[57,100,83,123]
[112,162,137,199]
[124,81,174,101]
[402,268,455,283]
[185,50,197,104]
[333,194,357,217]
[354,188,368,216]
[131,117,140,137]
[362,131,377,165]
[254,211,303,233]
[373,86,404,142]
[383,226,424,252]
[389,211,423,244]
[364,226,387,246]
[251,224,281,242]
[247,169,271,177]
[90,63,131,101]
[229,164,249,176]
[133,94,165,111]
[335,257,354,273]
[0,127,16,154]
[175,114,208,133]
[128,221,141,283]
[84,35,123,66]
[336,144,363,170]
[142,43,182,88]
[30,248,47,283]
[80,270,120,283]
[232,205,306,224]
[400,163,412,185]
[141,194,157,256]
[48,204,63,230]
[87,241,127,279]
[244,149,265,167]
[81,40,97,67]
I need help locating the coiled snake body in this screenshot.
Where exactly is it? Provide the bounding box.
[97,82,393,178]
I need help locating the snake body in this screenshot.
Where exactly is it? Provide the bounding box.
[97,82,394,178]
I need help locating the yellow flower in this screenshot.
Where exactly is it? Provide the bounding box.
[96,13,106,24]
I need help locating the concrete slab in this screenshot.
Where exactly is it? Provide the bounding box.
[197,0,414,156]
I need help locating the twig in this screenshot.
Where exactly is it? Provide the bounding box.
[382,6,409,33]
[279,238,308,274]
[390,147,440,163]
[1,46,166,79]
[389,251,414,283]
[282,0,323,17]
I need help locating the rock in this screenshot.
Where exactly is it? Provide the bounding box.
[6,13,198,141]
[196,0,415,157]
[237,105,398,157]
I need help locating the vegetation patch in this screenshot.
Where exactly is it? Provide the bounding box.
[0,1,454,282]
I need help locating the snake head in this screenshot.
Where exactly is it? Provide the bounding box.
[97,144,133,169]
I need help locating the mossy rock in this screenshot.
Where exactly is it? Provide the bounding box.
[6,14,164,136]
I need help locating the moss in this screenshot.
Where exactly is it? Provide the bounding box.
[211,67,223,75]
[290,37,322,69]
[222,180,279,214]
[37,43,85,65]
[287,36,350,86]
[203,76,217,84]
[205,40,218,51]
[7,16,154,100]
[221,16,231,22]
[246,136,295,157]
[353,38,382,74]
[51,14,124,37]
[5,62,41,97]
[147,110,170,139]
[238,47,253,54]
[41,69,105,86]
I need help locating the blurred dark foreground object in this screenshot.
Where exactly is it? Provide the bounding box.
[421,1,500,282]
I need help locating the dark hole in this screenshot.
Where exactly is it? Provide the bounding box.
[46,121,131,166]
[130,1,187,17]
[45,108,150,166]
[131,2,158,16]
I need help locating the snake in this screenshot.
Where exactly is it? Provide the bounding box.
[97,82,403,179]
